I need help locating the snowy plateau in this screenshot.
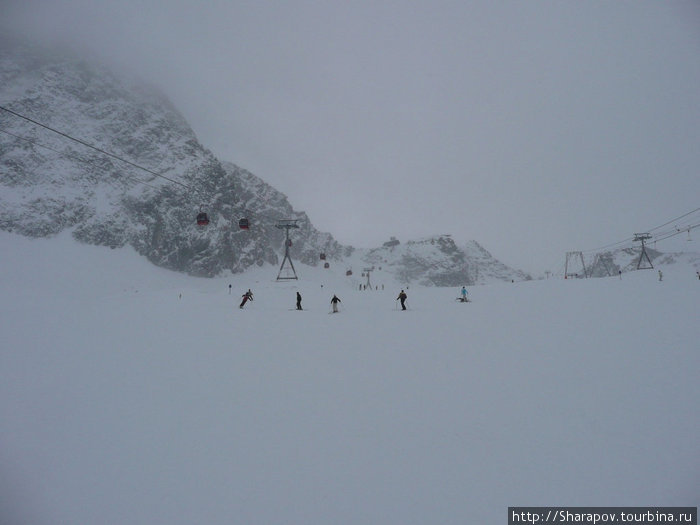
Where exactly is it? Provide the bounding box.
[1,231,698,525]
[1,38,699,525]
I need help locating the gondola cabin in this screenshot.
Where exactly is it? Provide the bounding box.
[320,253,326,260]
[196,212,210,226]
[324,262,330,269]
[238,218,249,230]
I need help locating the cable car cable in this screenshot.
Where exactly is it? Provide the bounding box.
[0,105,195,192]
[580,206,699,254]
[651,222,699,243]
[647,207,700,233]
[3,105,333,231]
[0,126,162,191]
[0,105,243,226]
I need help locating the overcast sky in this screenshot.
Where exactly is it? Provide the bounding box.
[3,0,699,274]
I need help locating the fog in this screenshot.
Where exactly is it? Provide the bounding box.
[3,0,699,273]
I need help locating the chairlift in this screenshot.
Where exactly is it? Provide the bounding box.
[238,218,249,230]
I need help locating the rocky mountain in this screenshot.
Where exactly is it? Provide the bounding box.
[359,235,530,286]
[1,38,530,284]
[0,38,348,277]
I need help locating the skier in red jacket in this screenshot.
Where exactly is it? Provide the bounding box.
[240,289,253,309]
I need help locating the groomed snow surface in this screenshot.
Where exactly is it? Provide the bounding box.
[1,231,698,525]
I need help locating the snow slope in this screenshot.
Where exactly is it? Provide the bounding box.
[0,232,698,524]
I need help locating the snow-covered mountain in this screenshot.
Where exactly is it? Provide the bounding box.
[358,234,530,286]
[0,38,348,276]
[1,38,526,283]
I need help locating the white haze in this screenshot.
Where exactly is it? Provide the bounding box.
[0,231,698,524]
[1,1,700,274]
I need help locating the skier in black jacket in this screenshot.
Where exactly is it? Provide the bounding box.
[330,294,341,313]
[397,290,407,310]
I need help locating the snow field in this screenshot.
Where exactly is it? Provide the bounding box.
[0,232,698,524]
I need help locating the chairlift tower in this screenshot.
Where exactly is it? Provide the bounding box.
[564,251,587,279]
[634,233,654,270]
[276,219,300,280]
[363,267,373,289]
[592,253,614,277]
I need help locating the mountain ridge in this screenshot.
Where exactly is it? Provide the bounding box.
[1,38,526,284]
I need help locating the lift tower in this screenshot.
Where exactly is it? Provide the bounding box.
[564,251,587,279]
[276,219,300,280]
[362,267,373,290]
[634,233,654,270]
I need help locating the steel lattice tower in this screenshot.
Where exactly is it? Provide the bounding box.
[276,219,300,280]
[634,233,654,269]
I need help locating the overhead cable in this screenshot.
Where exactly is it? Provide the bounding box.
[0,105,192,191]
[0,126,162,191]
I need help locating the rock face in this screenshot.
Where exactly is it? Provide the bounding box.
[361,235,530,286]
[0,38,347,277]
[1,38,533,284]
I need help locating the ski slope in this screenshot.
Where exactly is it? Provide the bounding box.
[1,231,698,524]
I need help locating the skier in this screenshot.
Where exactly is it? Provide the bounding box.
[296,291,303,310]
[396,289,407,310]
[460,286,468,302]
[330,294,341,313]
[658,270,663,281]
[240,289,253,309]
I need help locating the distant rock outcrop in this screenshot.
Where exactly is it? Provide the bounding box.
[361,235,530,286]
